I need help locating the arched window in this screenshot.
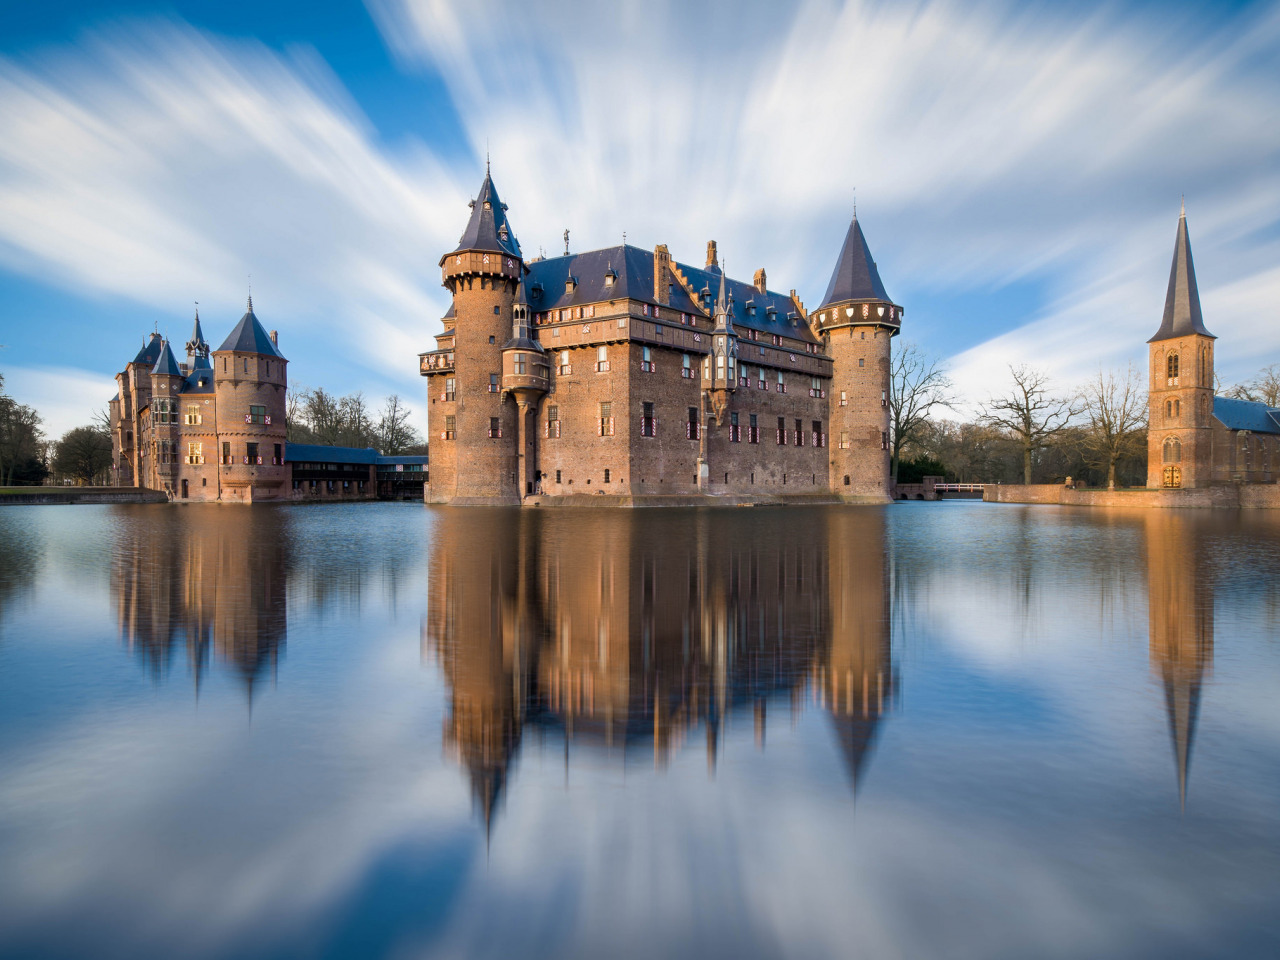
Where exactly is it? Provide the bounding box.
[1167,353,1180,384]
[1166,399,1180,420]
[1163,436,1182,463]
[1241,433,1253,470]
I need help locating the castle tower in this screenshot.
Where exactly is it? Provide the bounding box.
[1148,202,1216,489]
[501,277,550,498]
[149,339,184,496]
[185,309,210,370]
[212,296,288,502]
[699,267,737,488]
[429,170,525,503]
[814,213,900,500]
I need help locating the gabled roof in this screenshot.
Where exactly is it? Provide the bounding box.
[132,333,164,367]
[524,245,819,343]
[151,339,182,377]
[216,298,285,358]
[818,214,891,308]
[1212,395,1280,434]
[446,171,522,261]
[1150,205,1214,343]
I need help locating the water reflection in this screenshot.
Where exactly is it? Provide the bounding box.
[111,505,288,697]
[423,509,897,830]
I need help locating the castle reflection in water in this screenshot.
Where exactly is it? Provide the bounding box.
[106,504,1218,819]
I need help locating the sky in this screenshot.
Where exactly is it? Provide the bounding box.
[0,0,1278,438]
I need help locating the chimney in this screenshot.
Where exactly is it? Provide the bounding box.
[754,268,767,293]
[269,330,279,346]
[653,244,671,305]
[706,240,717,269]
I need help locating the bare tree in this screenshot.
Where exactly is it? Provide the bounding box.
[889,344,953,483]
[980,365,1078,485]
[376,394,420,455]
[1078,365,1147,490]
[53,426,112,485]
[1227,364,1280,407]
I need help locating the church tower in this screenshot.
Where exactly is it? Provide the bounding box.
[813,213,900,500]
[1147,202,1216,489]
[430,168,525,503]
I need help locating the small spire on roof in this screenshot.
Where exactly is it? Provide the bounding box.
[564,228,570,256]
[247,275,253,313]
[1181,194,1186,219]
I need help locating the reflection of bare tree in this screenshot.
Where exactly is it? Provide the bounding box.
[0,518,40,627]
[111,505,288,700]
[423,507,897,834]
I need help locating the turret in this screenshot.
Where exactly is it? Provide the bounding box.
[149,339,183,492]
[701,266,738,420]
[427,167,527,504]
[1147,201,1216,489]
[185,308,210,369]
[816,211,899,501]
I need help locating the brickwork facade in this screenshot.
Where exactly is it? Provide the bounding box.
[421,172,901,505]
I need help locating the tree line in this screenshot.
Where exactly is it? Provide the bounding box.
[0,371,424,486]
[890,347,1280,489]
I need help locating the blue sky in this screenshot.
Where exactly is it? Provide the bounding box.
[1,0,1278,437]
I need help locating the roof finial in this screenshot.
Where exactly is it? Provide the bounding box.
[852,186,857,219]
[1180,194,1186,219]
[247,275,253,313]
[486,142,490,176]
[194,300,199,320]
[564,228,570,256]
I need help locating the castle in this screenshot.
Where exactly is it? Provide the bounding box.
[1147,203,1280,487]
[109,300,290,502]
[419,170,900,504]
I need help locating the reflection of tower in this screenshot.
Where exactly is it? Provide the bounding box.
[822,509,894,794]
[111,505,288,699]
[423,509,541,835]
[1145,512,1213,808]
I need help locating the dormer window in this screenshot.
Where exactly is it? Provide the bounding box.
[566,276,577,293]
[604,270,616,287]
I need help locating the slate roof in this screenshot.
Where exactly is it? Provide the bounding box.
[818,215,891,308]
[503,277,543,351]
[183,368,214,394]
[1150,207,1214,343]
[151,339,182,377]
[446,171,522,261]
[132,333,164,366]
[216,298,286,358]
[1212,395,1280,434]
[376,454,430,466]
[526,245,819,344]
[285,443,379,465]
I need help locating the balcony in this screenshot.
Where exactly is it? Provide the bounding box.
[420,350,456,375]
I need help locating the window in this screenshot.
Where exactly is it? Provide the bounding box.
[598,402,614,436]
[243,358,248,373]
[749,413,759,444]
[604,468,611,483]
[1241,433,1253,470]
[157,439,173,463]
[859,358,865,367]
[555,470,562,484]
[686,406,700,440]
[185,404,201,425]
[682,354,694,378]
[246,441,260,465]
[777,416,787,445]
[882,389,887,408]
[1166,398,1180,420]
[776,370,786,393]
[222,441,231,464]
[445,377,456,401]
[596,345,609,372]
[514,353,527,375]
[1163,435,1181,463]
[641,402,656,437]
[443,415,456,440]
[273,443,282,465]
[812,420,825,448]
[546,405,561,438]
[488,417,501,438]
[1167,353,1180,385]
[641,346,654,373]
[559,350,571,375]
[772,334,781,346]
[795,418,805,446]
[840,390,848,407]
[247,404,267,425]
[809,377,824,398]
[839,430,851,449]
[881,431,889,450]
[489,373,499,393]
[154,398,176,423]
[488,335,496,344]
[729,412,740,442]
[757,369,767,390]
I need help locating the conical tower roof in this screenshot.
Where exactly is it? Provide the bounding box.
[446,169,522,261]
[818,214,891,308]
[132,332,164,367]
[216,296,285,359]
[151,339,182,377]
[1149,202,1215,343]
[186,309,211,369]
[712,263,735,335]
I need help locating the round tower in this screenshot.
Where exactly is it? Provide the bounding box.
[431,168,526,504]
[814,213,900,501]
[212,296,288,502]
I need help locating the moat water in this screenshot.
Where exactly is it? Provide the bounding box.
[0,502,1278,959]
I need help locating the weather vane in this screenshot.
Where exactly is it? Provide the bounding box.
[564,229,569,256]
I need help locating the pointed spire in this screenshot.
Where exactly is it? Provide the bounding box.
[712,261,734,335]
[186,304,209,366]
[445,169,522,261]
[818,212,891,308]
[1149,202,1214,342]
[151,338,182,377]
